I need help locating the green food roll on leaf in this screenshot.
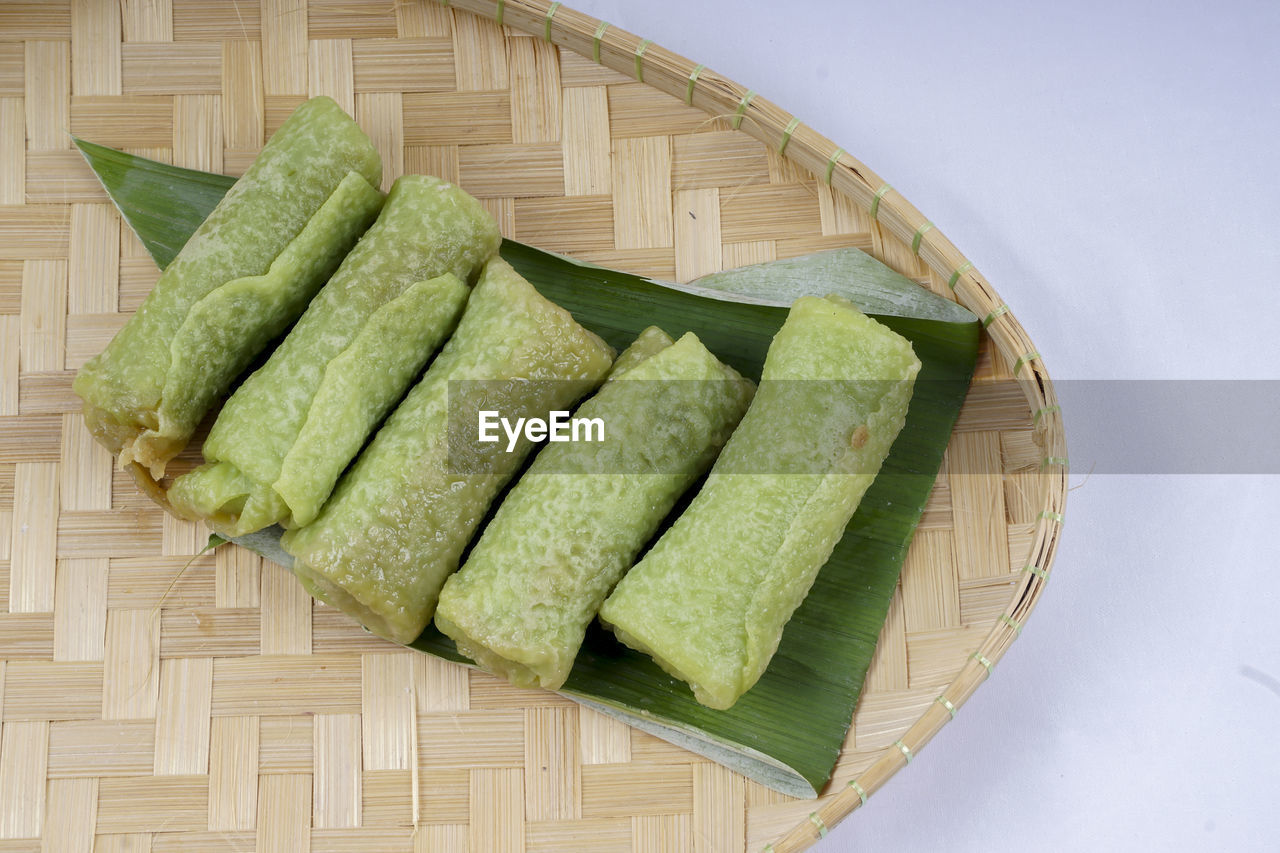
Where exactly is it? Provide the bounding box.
[435,328,755,690]
[73,96,383,479]
[281,256,616,645]
[168,174,500,535]
[599,295,922,710]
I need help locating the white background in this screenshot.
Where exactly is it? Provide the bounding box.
[570,1,1280,850]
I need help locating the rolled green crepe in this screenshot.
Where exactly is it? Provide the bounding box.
[282,257,615,645]
[434,328,755,690]
[73,96,383,479]
[599,295,921,710]
[168,175,500,535]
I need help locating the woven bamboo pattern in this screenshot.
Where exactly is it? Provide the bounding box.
[0,0,1067,850]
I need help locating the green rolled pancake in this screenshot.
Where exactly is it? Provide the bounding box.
[73,96,383,478]
[599,295,921,710]
[168,175,500,535]
[282,257,615,645]
[434,329,755,690]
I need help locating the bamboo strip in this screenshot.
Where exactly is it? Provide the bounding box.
[101,608,160,720]
[633,813,692,852]
[46,719,154,778]
[692,763,745,853]
[355,92,404,191]
[362,653,413,771]
[560,86,610,196]
[0,45,22,97]
[415,767,469,825]
[509,37,561,144]
[221,40,264,150]
[71,0,121,96]
[403,91,512,145]
[215,545,260,609]
[2,661,102,722]
[42,777,96,853]
[122,44,219,95]
[359,769,411,826]
[671,130,769,192]
[721,239,775,269]
[0,99,22,205]
[9,462,58,613]
[152,657,212,776]
[261,0,308,96]
[22,41,69,151]
[949,431,1013,580]
[512,194,612,253]
[415,825,467,853]
[577,706,630,766]
[458,142,564,198]
[19,260,67,373]
[673,187,721,282]
[173,0,260,42]
[0,416,63,462]
[610,136,672,249]
[580,764,693,818]
[107,555,215,610]
[900,530,962,632]
[307,0,397,39]
[0,720,49,838]
[307,39,354,116]
[313,714,362,829]
[395,0,451,38]
[0,613,53,660]
[259,560,312,656]
[171,95,221,172]
[67,204,118,314]
[259,714,311,774]
[207,715,258,831]
[0,317,19,415]
[52,558,107,661]
[211,656,360,716]
[352,38,455,93]
[96,775,208,834]
[526,818,631,852]
[450,9,508,91]
[256,774,312,850]
[417,711,522,769]
[468,768,523,853]
[122,0,173,42]
[523,707,578,821]
[411,654,469,713]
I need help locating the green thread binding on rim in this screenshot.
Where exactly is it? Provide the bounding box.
[592,21,610,63]
[848,779,868,805]
[971,652,994,675]
[685,63,705,105]
[1000,613,1024,635]
[825,147,845,185]
[1033,404,1060,425]
[1024,564,1049,579]
[1038,510,1064,523]
[733,89,756,130]
[495,0,504,26]
[935,695,958,719]
[1040,456,1069,471]
[982,304,1009,328]
[1012,351,1041,375]
[911,221,934,255]
[894,740,913,763]
[808,812,829,838]
[948,260,974,290]
[870,183,892,220]
[634,38,652,82]
[778,116,800,155]
[543,2,560,41]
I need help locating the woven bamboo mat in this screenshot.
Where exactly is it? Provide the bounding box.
[0,1,1067,850]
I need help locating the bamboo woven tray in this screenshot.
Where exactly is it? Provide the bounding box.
[0,1,1067,850]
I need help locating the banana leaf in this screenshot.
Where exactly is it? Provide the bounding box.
[77,138,979,798]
